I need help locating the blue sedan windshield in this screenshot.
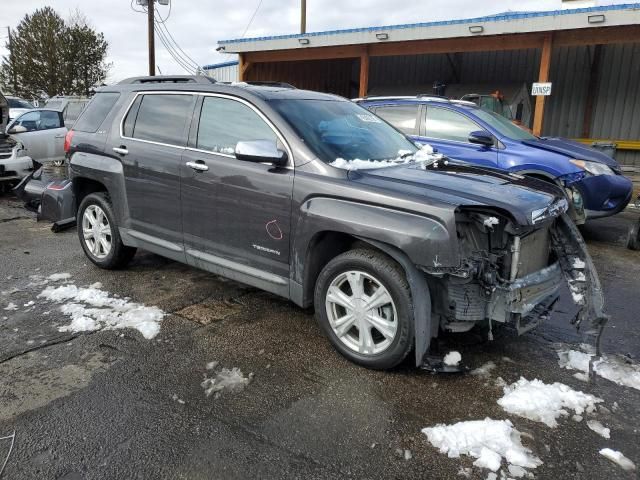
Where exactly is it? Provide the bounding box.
[473,108,537,141]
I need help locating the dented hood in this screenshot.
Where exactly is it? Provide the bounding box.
[349,161,564,226]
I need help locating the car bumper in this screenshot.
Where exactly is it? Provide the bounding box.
[0,155,33,182]
[573,174,633,219]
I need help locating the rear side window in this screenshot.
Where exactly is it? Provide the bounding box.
[375,105,419,135]
[74,92,120,133]
[196,96,276,154]
[129,94,194,146]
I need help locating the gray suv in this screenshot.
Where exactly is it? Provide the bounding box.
[65,76,606,370]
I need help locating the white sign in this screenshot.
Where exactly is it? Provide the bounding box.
[532,82,552,96]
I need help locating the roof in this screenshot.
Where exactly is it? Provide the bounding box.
[218,3,640,53]
[202,60,239,70]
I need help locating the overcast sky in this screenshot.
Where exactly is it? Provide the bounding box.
[0,0,628,83]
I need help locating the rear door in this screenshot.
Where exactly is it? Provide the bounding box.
[421,106,499,167]
[116,92,196,256]
[181,94,294,293]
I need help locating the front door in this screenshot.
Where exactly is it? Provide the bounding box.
[181,95,293,293]
[10,110,67,163]
[421,106,499,168]
[115,92,196,254]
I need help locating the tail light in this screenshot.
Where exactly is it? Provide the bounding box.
[63,130,74,153]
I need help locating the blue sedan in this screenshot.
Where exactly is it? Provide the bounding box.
[357,96,633,223]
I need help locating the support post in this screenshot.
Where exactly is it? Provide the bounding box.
[582,44,602,139]
[301,0,307,34]
[359,48,369,98]
[238,54,252,81]
[148,0,155,76]
[532,34,552,136]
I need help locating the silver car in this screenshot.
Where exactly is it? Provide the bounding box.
[6,109,67,166]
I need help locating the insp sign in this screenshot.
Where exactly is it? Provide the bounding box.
[531,82,552,96]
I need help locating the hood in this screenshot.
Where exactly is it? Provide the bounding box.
[349,161,564,226]
[522,137,618,168]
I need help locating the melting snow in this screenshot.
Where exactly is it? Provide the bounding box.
[444,351,462,367]
[48,273,71,282]
[483,217,500,228]
[201,364,253,398]
[422,418,541,473]
[497,377,601,428]
[586,420,610,439]
[330,146,440,171]
[4,302,18,311]
[38,284,164,339]
[571,258,586,269]
[472,361,497,378]
[599,448,636,471]
[557,348,640,391]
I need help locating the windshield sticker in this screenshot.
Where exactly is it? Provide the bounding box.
[356,114,382,123]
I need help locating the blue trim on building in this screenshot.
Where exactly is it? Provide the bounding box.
[202,60,239,70]
[219,3,640,45]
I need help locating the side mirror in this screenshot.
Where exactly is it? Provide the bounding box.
[7,125,27,135]
[235,140,287,166]
[468,130,494,147]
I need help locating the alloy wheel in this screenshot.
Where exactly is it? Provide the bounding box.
[82,204,112,259]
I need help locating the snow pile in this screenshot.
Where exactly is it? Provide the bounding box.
[38,284,164,339]
[497,377,601,427]
[557,348,640,391]
[201,364,253,398]
[422,418,541,473]
[330,145,441,171]
[599,448,636,472]
[586,420,610,439]
[444,351,462,367]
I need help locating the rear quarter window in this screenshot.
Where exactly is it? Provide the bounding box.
[73,92,120,133]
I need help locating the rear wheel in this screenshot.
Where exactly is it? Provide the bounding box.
[314,249,414,369]
[77,192,136,269]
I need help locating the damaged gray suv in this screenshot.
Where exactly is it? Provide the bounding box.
[64,76,607,370]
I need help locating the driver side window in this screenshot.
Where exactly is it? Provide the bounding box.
[14,110,62,132]
[14,111,41,132]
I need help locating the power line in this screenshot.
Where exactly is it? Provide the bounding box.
[242,0,263,38]
[155,24,195,73]
[154,12,199,69]
[154,20,198,71]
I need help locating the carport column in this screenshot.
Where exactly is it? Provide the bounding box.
[239,54,252,82]
[359,47,370,98]
[532,34,553,136]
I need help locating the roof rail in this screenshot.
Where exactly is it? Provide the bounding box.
[233,81,296,89]
[352,95,416,102]
[118,75,216,85]
[416,94,450,102]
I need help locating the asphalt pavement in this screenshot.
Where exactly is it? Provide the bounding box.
[0,190,639,480]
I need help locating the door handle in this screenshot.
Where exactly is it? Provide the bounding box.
[186,160,209,172]
[113,146,128,155]
[54,134,65,138]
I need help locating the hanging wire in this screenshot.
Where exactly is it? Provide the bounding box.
[242,0,263,38]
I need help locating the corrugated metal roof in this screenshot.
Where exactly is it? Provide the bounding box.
[202,60,239,70]
[219,3,640,46]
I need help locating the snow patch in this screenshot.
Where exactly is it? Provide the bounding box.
[422,418,541,473]
[483,217,500,228]
[201,364,253,398]
[38,284,164,339]
[330,147,440,171]
[586,420,610,439]
[3,302,17,311]
[472,361,497,378]
[599,448,636,471]
[444,351,462,367]
[557,348,640,391]
[571,258,585,269]
[48,273,71,282]
[497,377,601,428]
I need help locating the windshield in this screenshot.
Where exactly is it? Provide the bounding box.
[8,98,34,109]
[473,108,536,141]
[269,99,421,167]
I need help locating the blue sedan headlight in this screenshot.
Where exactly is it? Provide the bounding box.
[569,159,614,176]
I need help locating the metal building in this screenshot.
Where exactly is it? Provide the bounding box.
[202,60,239,82]
[216,3,640,166]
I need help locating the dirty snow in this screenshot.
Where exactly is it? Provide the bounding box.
[47,273,71,282]
[472,361,497,378]
[444,351,462,367]
[201,365,253,398]
[497,377,601,428]
[330,146,440,171]
[557,347,640,391]
[38,284,164,339]
[422,418,541,473]
[4,302,18,311]
[483,217,500,228]
[586,420,610,439]
[599,448,636,471]
[571,257,585,269]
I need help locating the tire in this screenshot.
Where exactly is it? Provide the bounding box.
[314,248,414,370]
[77,192,136,269]
[628,220,640,250]
[52,159,65,167]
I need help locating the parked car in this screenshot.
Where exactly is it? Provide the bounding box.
[44,96,90,128]
[6,108,67,166]
[356,96,633,224]
[5,95,35,120]
[0,91,34,188]
[51,76,605,370]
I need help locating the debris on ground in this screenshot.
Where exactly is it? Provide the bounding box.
[422,418,541,473]
[557,346,640,391]
[586,420,610,439]
[201,363,253,398]
[444,351,462,367]
[599,448,636,471]
[38,284,164,339]
[497,377,601,427]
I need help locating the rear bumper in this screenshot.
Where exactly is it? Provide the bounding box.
[574,174,633,219]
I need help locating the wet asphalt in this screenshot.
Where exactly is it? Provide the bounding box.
[0,174,639,479]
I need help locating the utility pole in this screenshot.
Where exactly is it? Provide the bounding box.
[7,27,18,94]
[301,0,306,34]
[148,0,155,76]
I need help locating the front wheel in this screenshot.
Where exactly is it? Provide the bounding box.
[314,249,414,370]
[77,192,136,269]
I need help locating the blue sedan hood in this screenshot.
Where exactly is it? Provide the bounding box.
[522,138,618,168]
